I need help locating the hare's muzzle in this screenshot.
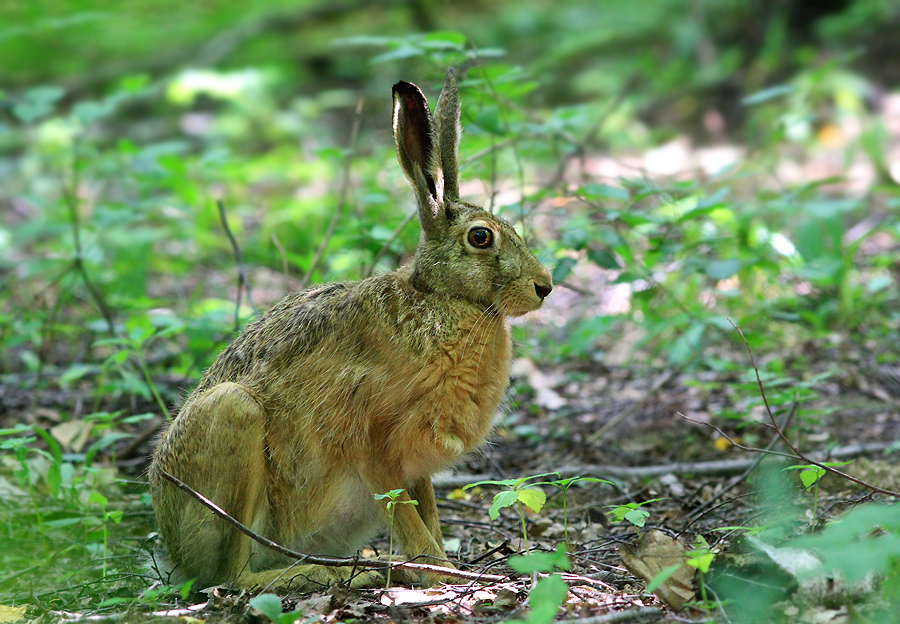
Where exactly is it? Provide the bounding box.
[534,282,553,300]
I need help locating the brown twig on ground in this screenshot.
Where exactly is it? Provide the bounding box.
[557,606,663,624]
[300,96,364,289]
[158,469,508,583]
[682,402,799,526]
[217,200,258,330]
[586,368,682,445]
[726,317,900,498]
[432,441,897,489]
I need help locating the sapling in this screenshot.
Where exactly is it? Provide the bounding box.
[374,488,418,588]
[464,473,557,552]
[534,475,612,544]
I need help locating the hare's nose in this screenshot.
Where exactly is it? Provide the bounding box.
[534,282,553,300]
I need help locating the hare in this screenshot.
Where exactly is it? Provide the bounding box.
[148,69,552,592]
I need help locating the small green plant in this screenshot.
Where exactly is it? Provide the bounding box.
[374,488,418,588]
[465,473,556,552]
[606,499,662,528]
[249,593,303,624]
[685,535,716,610]
[507,545,570,624]
[533,475,612,544]
[783,460,853,523]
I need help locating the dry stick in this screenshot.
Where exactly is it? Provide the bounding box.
[158,469,507,583]
[217,200,258,330]
[727,317,900,498]
[301,96,364,289]
[432,441,897,489]
[586,367,682,445]
[681,402,799,525]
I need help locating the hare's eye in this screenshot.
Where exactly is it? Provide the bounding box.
[467,227,493,249]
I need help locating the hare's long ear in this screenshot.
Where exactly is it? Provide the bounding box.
[434,69,460,203]
[393,80,444,236]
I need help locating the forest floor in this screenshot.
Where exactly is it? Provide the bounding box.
[2,313,899,623]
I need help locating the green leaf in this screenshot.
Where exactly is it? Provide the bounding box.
[587,248,621,269]
[687,551,714,574]
[742,84,794,105]
[525,574,569,624]
[552,257,577,283]
[249,593,286,623]
[799,467,825,490]
[88,491,108,507]
[509,545,570,573]
[421,31,466,49]
[647,563,682,592]
[374,488,405,501]
[704,259,741,281]
[624,508,650,527]
[489,489,520,520]
[12,85,65,123]
[464,478,518,490]
[517,488,547,514]
[579,184,629,202]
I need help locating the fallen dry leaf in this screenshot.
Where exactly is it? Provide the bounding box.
[620,529,695,610]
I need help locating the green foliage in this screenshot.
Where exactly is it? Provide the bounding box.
[374,488,418,588]
[607,500,661,528]
[249,593,304,624]
[532,475,612,544]
[466,474,557,551]
[2,1,899,617]
[507,545,570,624]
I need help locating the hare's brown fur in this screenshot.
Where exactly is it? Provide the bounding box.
[149,71,551,592]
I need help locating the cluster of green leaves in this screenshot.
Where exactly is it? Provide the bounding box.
[0,423,150,604]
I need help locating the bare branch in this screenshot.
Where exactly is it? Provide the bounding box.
[727,317,900,498]
[158,469,508,583]
[217,200,258,330]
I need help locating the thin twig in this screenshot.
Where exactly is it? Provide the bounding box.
[727,317,900,498]
[682,402,799,525]
[432,441,898,488]
[558,606,663,624]
[65,144,115,335]
[366,207,417,276]
[301,96,364,288]
[217,200,258,330]
[270,232,291,293]
[158,469,508,583]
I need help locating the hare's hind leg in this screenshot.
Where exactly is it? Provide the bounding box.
[152,381,270,587]
[153,382,384,592]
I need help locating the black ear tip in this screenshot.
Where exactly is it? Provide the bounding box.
[392,81,421,99]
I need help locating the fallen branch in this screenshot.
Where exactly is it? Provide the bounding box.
[432,441,896,489]
[557,606,663,624]
[158,469,508,583]
[727,318,900,498]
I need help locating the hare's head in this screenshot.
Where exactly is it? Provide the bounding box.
[393,71,552,318]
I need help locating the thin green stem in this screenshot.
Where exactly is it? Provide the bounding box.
[136,352,172,420]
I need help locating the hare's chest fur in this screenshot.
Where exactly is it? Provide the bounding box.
[258,276,512,483]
